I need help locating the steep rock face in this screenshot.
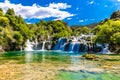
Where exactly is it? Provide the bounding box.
[110,10,120,19]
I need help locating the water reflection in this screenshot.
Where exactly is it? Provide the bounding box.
[25,51,47,63]
[24,52,32,80]
[24,51,47,80]
[42,51,46,62]
[25,52,33,63]
[70,54,81,66]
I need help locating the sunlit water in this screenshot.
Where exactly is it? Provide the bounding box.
[0,51,120,80]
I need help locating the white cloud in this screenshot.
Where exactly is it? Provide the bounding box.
[85,19,88,21]
[79,20,84,22]
[49,2,71,9]
[67,17,72,20]
[0,0,74,20]
[26,22,32,24]
[76,7,79,10]
[118,0,120,2]
[89,0,95,5]
[104,5,108,7]
[79,19,95,23]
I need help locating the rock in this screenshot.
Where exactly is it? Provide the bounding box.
[0,46,4,52]
[110,10,120,19]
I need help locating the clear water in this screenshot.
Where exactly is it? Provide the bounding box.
[57,71,120,80]
[0,51,120,80]
[0,51,72,63]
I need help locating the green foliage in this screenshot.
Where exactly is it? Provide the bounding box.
[0,8,9,27]
[110,32,120,45]
[53,30,70,40]
[0,8,4,16]
[79,27,90,34]
[17,24,34,40]
[92,19,120,53]
[13,31,23,45]
[92,20,120,43]
[5,8,25,30]
[35,20,71,40]
[72,27,90,36]
[92,25,101,34]
[0,17,9,26]
[5,8,15,16]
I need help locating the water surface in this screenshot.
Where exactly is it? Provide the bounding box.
[0,51,120,80]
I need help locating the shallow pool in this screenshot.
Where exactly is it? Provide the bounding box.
[0,51,120,80]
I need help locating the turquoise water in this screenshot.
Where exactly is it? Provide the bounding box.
[57,71,120,80]
[0,51,120,80]
[0,51,73,63]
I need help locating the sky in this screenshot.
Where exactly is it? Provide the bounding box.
[0,0,120,26]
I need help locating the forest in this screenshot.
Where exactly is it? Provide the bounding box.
[0,8,120,53]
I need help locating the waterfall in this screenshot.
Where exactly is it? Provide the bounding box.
[73,43,80,52]
[60,43,67,51]
[52,34,110,53]
[102,44,110,54]
[42,40,46,50]
[68,43,75,52]
[35,40,39,49]
[20,46,23,51]
[25,40,33,51]
[53,38,67,50]
[24,39,51,51]
[53,38,87,52]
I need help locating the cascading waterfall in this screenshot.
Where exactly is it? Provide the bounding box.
[25,40,33,51]
[53,34,110,53]
[102,44,110,54]
[20,46,23,51]
[73,43,80,52]
[53,39,87,53]
[24,34,110,54]
[35,40,39,49]
[53,38,67,50]
[60,43,67,51]
[42,40,46,50]
[68,43,76,52]
[25,39,51,51]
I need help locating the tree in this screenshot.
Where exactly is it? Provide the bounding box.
[110,32,120,45]
[53,30,70,40]
[5,8,15,16]
[92,19,120,53]
[0,8,4,16]
[5,8,18,29]
[0,17,9,26]
[13,31,23,45]
[72,27,90,36]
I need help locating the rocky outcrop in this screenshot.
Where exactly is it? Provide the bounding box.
[0,46,4,52]
[110,10,120,19]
